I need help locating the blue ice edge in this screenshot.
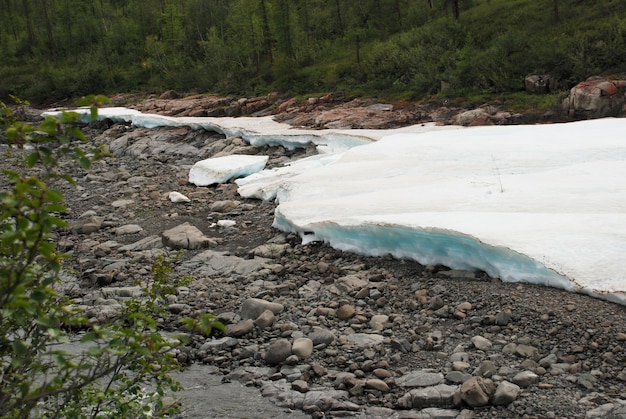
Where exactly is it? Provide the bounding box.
[272,210,626,302]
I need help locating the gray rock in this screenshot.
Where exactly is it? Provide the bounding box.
[365,378,390,392]
[161,222,216,250]
[585,399,626,418]
[346,333,384,347]
[209,200,239,213]
[100,286,143,299]
[167,303,190,314]
[200,337,239,352]
[309,329,335,346]
[252,243,290,258]
[397,371,444,388]
[409,384,459,408]
[337,304,356,320]
[253,309,276,329]
[370,314,389,331]
[298,280,322,298]
[182,250,268,277]
[226,319,255,337]
[241,298,284,320]
[515,344,538,358]
[492,380,521,405]
[334,275,368,294]
[460,377,493,407]
[292,337,313,360]
[111,199,134,208]
[265,339,292,366]
[470,336,492,351]
[292,380,309,393]
[70,216,103,234]
[539,353,558,367]
[428,296,445,311]
[495,311,511,326]
[302,389,349,412]
[524,74,557,94]
[512,370,539,388]
[114,224,143,235]
[577,373,597,390]
[119,235,163,251]
[445,371,472,384]
[473,360,497,378]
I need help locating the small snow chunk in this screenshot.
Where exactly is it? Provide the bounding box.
[189,155,269,186]
[217,219,236,228]
[169,191,191,203]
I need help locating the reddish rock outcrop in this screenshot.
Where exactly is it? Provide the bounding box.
[563,77,626,119]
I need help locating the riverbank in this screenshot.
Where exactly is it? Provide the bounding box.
[4,100,626,418]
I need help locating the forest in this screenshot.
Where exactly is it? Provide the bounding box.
[0,0,625,103]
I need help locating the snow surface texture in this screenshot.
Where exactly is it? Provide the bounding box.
[189,155,269,186]
[46,108,626,305]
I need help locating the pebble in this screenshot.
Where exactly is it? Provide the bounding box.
[337,304,356,320]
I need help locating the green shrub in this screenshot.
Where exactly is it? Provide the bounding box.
[0,96,222,418]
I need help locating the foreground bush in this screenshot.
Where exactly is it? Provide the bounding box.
[0,97,224,418]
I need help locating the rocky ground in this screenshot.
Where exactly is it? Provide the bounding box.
[4,97,626,418]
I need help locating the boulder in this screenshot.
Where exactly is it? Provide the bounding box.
[161,222,216,250]
[524,74,557,94]
[563,77,626,119]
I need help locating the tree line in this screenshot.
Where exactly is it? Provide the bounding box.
[0,0,624,102]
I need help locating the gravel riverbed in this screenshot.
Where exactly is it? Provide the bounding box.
[4,107,626,418]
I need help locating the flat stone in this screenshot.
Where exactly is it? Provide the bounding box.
[334,275,369,294]
[409,384,459,408]
[200,337,239,352]
[226,319,255,337]
[515,344,538,358]
[162,222,216,250]
[252,243,290,258]
[397,371,444,388]
[445,371,472,384]
[114,224,143,235]
[111,199,134,208]
[346,333,384,347]
[241,298,284,320]
[119,235,164,251]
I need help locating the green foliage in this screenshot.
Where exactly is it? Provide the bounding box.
[0,98,217,418]
[0,0,625,101]
[181,313,226,338]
